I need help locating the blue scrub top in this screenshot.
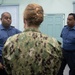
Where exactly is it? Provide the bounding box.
[0,24,21,56]
[61,25,75,50]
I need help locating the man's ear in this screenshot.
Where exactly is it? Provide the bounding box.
[0,18,2,20]
[0,18,2,21]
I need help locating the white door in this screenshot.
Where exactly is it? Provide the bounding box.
[40,14,65,42]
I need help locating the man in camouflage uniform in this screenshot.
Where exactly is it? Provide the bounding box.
[2,3,62,75]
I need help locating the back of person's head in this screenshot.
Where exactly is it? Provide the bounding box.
[23,3,44,26]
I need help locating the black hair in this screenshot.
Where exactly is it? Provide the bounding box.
[69,13,75,20]
[1,12,11,19]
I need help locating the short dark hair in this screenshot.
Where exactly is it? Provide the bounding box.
[1,12,11,19]
[69,13,75,20]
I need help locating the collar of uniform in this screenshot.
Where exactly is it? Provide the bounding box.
[0,24,12,30]
[24,28,40,32]
[67,25,75,30]
[72,25,75,30]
